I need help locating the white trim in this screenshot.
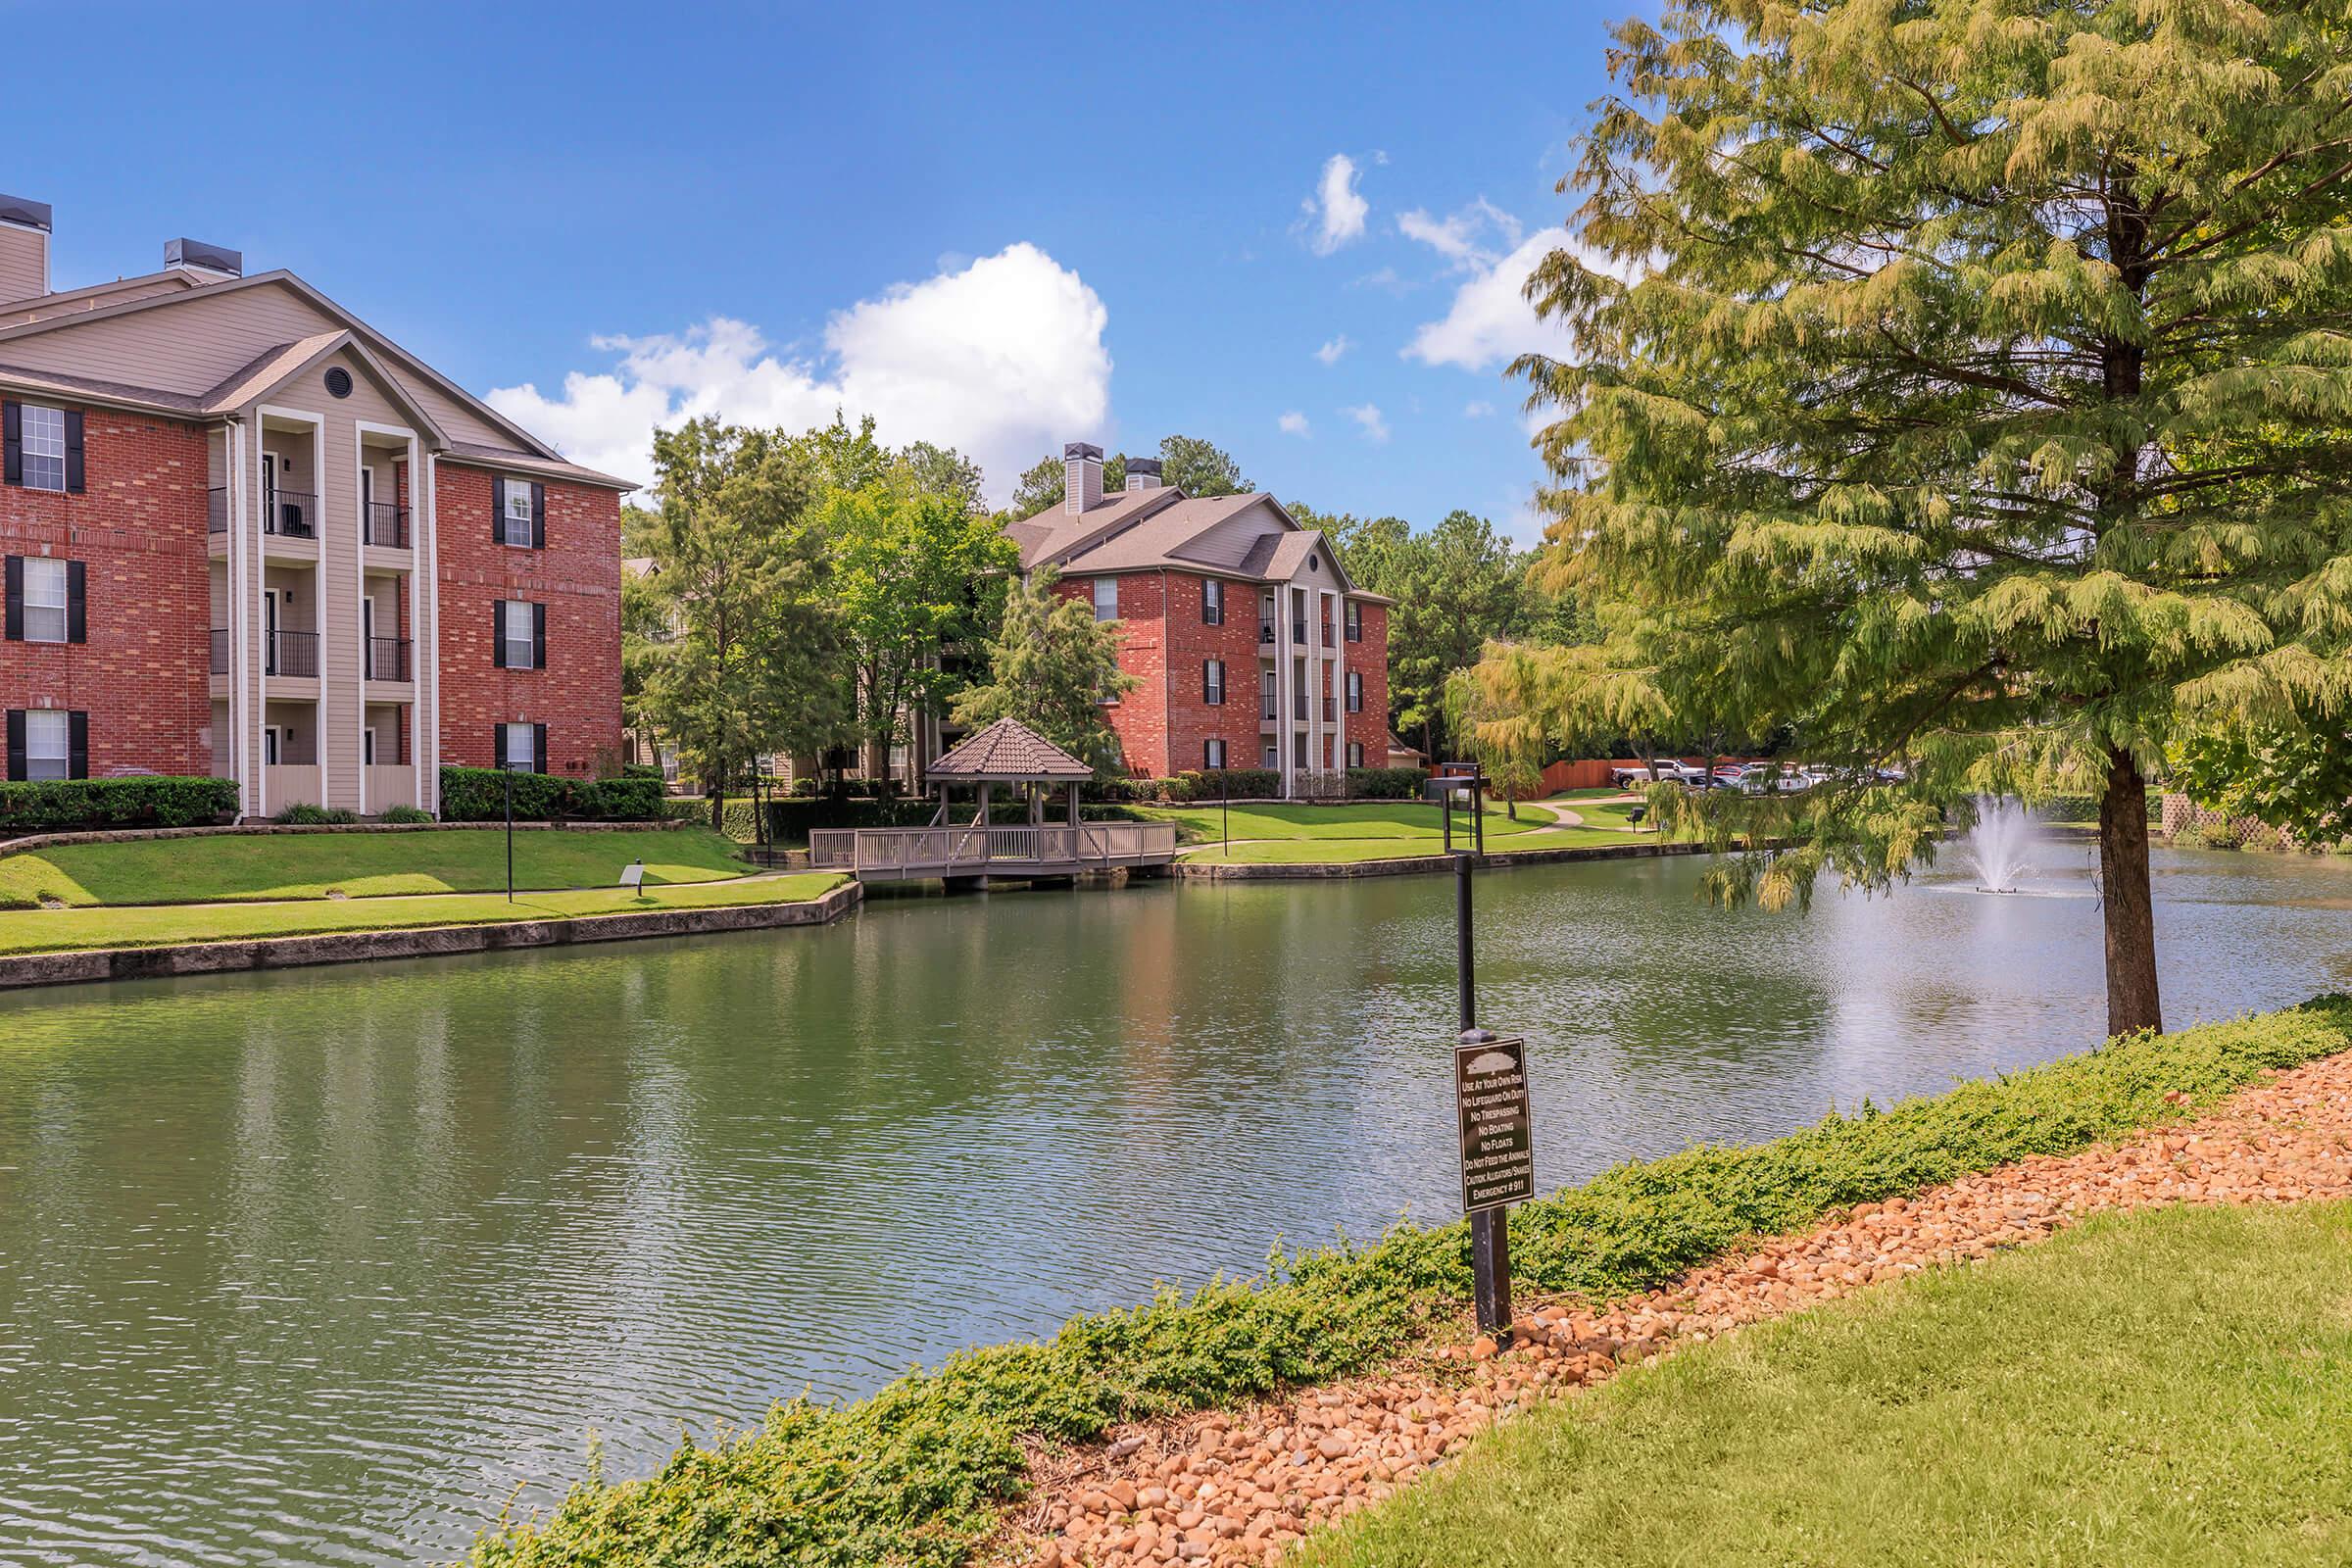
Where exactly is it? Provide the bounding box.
[262,405,328,811]
[421,450,439,813]
[225,419,250,815]
[354,417,416,816]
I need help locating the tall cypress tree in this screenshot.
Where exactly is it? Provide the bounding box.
[1517,0,2352,1036]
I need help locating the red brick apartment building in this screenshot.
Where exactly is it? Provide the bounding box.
[0,194,630,815]
[1007,444,1393,795]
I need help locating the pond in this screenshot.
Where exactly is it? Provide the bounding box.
[3,839,2349,1566]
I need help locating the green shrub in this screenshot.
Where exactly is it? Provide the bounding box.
[1346,765,1428,799]
[273,804,360,825]
[436,767,664,822]
[378,805,435,824]
[463,996,2352,1568]
[621,762,664,780]
[0,775,238,833]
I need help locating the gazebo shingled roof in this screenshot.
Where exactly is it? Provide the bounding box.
[927,717,1094,783]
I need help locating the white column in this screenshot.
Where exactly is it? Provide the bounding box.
[1274,588,1294,797]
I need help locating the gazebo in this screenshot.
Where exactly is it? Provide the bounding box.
[924,717,1096,829]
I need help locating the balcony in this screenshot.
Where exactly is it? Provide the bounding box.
[1260,696,1277,720]
[210,628,228,674]
[1292,618,1308,644]
[1258,618,1275,646]
[264,490,317,539]
[363,501,410,549]
[208,486,227,535]
[266,629,318,678]
[366,637,412,682]
[1322,697,1338,722]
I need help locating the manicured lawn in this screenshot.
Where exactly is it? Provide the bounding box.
[1142,801,1551,844]
[1178,798,1664,863]
[1302,1200,2352,1568]
[0,873,846,956]
[0,827,748,908]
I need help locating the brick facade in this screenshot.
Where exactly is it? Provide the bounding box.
[432,462,623,777]
[0,404,212,776]
[1344,600,1391,767]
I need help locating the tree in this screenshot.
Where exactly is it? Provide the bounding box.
[901,441,986,513]
[2168,711,2352,847]
[1515,0,2352,1037]
[827,479,1019,788]
[952,567,1136,776]
[1340,510,1523,760]
[1446,650,1548,818]
[1007,453,1120,515]
[635,419,846,827]
[1004,434,1252,515]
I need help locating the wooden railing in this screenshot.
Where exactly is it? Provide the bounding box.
[809,822,1178,876]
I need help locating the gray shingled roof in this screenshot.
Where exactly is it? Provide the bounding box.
[929,717,1095,781]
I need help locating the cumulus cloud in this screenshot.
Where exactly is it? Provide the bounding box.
[1302,154,1369,255]
[487,242,1111,503]
[1402,230,1585,373]
[1396,198,1523,271]
[1278,410,1311,437]
[1343,403,1391,443]
[1314,334,1352,366]
[1463,400,1495,417]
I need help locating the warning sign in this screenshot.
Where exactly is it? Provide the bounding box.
[1454,1035,1534,1214]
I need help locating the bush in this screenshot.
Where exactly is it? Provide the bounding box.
[378,805,435,824]
[436,767,665,823]
[273,804,360,825]
[0,775,238,833]
[621,762,664,781]
[460,995,2352,1568]
[1346,765,1427,799]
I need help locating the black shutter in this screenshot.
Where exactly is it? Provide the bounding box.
[1,403,18,486]
[490,476,505,544]
[492,723,505,769]
[4,710,23,780]
[66,560,84,643]
[492,600,508,667]
[63,411,83,493]
[533,722,548,775]
[532,601,547,669]
[530,482,546,549]
[67,710,87,779]
[3,557,19,641]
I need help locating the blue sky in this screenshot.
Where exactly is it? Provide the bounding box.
[13,1,1640,537]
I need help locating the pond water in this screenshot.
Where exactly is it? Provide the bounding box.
[3,839,2349,1566]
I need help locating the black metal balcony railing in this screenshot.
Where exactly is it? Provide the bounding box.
[1260,696,1278,720]
[264,490,317,539]
[1323,697,1338,722]
[1292,618,1308,644]
[266,629,318,678]
[208,486,227,535]
[1258,618,1275,646]
[364,501,411,549]
[366,637,413,682]
[210,627,228,673]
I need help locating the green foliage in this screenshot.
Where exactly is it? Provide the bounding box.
[437,768,664,822]
[1344,766,1428,799]
[952,567,1136,776]
[0,775,238,832]
[462,997,2352,1568]
[273,805,360,825]
[2167,712,2352,847]
[1329,510,1527,758]
[379,805,436,824]
[1004,436,1252,516]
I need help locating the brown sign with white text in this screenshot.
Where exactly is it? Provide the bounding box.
[1455,1035,1534,1213]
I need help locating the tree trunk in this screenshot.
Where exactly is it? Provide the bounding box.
[2099,747,2163,1039]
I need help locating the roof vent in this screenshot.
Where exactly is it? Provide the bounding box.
[165,237,243,280]
[1124,456,1163,492]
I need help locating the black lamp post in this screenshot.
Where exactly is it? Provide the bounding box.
[504,757,515,903]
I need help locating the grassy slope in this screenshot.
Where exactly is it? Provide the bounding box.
[461,998,2352,1568]
[1184,800,1657,863]
[0,828,748,908]
[0,873,846,956]
[1303,1201,2352,1568]
[1141,802,1550,843]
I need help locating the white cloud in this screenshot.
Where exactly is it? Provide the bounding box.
[1278,410,1311,437]
[1403,230,1584,372]
[1302,154,1369,255]
[1396,198,1523,272]
[1343,403,1391,443]
[1314,334,1352,366]
[1463,400,1496,417]
[487,242,1111,503]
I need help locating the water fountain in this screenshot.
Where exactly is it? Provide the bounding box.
[1963,796,2034,893]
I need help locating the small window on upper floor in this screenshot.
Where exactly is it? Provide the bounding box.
[1201,578,1224,625]
[502,479,536,547]
[1093,576,1119,621]
[21,557,67,643]
[1346,601,1363,642]
[20,406,66,493]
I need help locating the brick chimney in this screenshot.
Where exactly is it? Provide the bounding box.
[1062,441,1103,514]
[1124,456,1163,492]
[0,194,52,306]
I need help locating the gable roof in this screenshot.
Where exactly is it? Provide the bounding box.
[1011,485,1385,597]
[928,717,1095,781]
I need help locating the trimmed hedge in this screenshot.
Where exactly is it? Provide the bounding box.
[436,767,666,823]
[1346,765,1429,799]
[0,775,238,833]
[463,995,2352,1568]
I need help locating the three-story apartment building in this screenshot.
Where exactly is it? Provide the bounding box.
[0,195,629,815]
[1007,443,1393,794]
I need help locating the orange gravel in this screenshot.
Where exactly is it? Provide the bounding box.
[1004,1051,2352,1568]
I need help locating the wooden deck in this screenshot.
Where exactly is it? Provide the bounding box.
[808,822,1180,883]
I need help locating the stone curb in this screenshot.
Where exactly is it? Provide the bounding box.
[1173,839,1718,879]
[0,879,861,992]
[0,818,689,858]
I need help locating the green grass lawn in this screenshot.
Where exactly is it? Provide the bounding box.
[0,827,748,908]
[0,872,846,956]
[1178,798,1664,864]
[1142,800,1552,844]
[1302,1200,2352,1568]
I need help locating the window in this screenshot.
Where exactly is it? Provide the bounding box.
[20,557,67,643]
[24,709,69,780]
[1201,578,1224,625]
[1261,742,1278,768]
[19,406,65,493]
[1092,576,1118,620]
[1203,659,1225,706]
[501,477,536,547]
[363,727,377,765]
[501,721,539,772]
[1346,670,1363,713]
[1348,741,1364,768]
[1346,601,1362,642]
[504,601,537,669]
[1203,738,1227,769]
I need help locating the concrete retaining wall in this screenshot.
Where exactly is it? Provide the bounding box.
[1174,838,1720,880]
[0,879,860,992]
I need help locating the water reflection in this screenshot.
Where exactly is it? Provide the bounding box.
[1,845,2347,1566]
